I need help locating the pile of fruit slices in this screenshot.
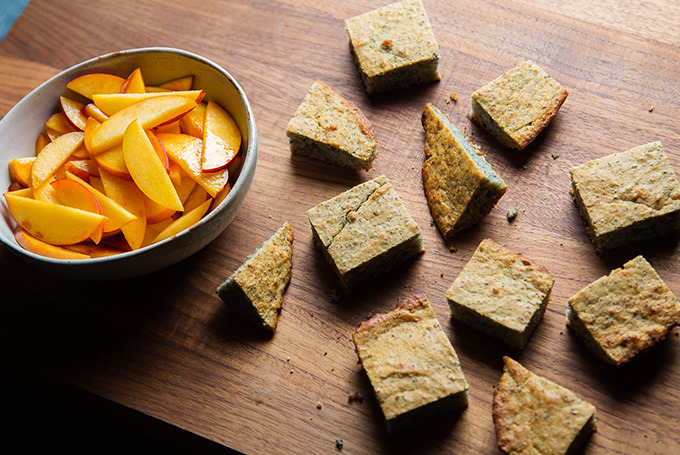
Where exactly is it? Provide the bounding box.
[4,68,243,260]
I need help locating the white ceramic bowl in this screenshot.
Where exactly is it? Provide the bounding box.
[0,47,257,280]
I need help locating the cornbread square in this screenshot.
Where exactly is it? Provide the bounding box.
[494,356,597,455]
[570,141,680,251]
[353,294,469,433]
[216,222,294,331]
[446,239,554,349]
[345,0,440,93]
[286,80,378,169]
[422,103,507,237]
[470,60,568,150]
[307,175,423,290]
[566,255,680,366]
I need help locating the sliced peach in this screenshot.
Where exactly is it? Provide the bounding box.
[99,169,147,250]
[83,116,100,156]
[179,102,206,138]
[64,242,127,258]
[201,100,241,172]
[157,133,228,198]
[32,175,58,203]
[175,173,197,204]
[90,95,197,154]
[92,145,131,179]
[146,129,170,173]
[44,112,77,140]
[51,178,104,244]
[31,131,84,189]
[183,184,210,214]
[152,199,210,244]
[142,218,174,247]
[8,157,35,187]
[67,73,126,99]
[14,228,90,260]
[121,68,146,94]
[83,103,108,123]
[65,171,136,234]
[65,159,99,182]
[211,182,231,211]
[100,232,132,251]
[60,96,88,131]
[123,120,182,211]
[159,75,194,91]
[6,187,32,198]
[5,193,105,245]
[169,160,183,186]
[36,133,50,154]
[145,196,176,224]
[228,154,244,185]
[92,90,205,116]
[155,120,181,134]
[71,143,90,159]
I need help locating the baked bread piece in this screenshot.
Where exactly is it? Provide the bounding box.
[494,356,597,455]
[422,103,507,237]
[216,222,294,331]
[470,60,568,150]
[570,141,680,252]
[446,239,554,349]
[353,294,469,433]
[345,0,440,93]
[286,80,378,169]
[566,255,680,366]
[307,175,423,290]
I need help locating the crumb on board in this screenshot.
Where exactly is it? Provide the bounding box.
[348,391,364,403]
[551,152,560,159]
[450,93,458,102]
[649,106,654,112]
[316,401,323,409]
[336,439,344,450]
[507,207,518,221]
[449,244,458,253]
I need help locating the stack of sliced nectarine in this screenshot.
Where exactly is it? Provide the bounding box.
[4,68,243,260]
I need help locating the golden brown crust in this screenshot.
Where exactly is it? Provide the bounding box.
[566,255,680,365]
[493,357,596,455]
[353,294,469,431]
[470,60,568,150]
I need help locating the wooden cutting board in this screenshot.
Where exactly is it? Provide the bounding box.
[1,1,679,453]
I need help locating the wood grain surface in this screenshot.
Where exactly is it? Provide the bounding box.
[1,1,679,453]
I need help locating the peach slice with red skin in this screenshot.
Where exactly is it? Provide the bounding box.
[179,102,206,138]
[90,95,197,154]
[146,129,170,174]
[201,100,241,172]
[157,133,229,198]
[123,120,183,211]
[31,131,84,189]
[121,68,146,94]
[66,73,126,99]
[64,160,99,182]
[44,112,77,140]
[92,90,205,116]
[4,192,105,245]
[60,96,88,131]
[65,171,136,234]
[93,145,131,180]
[14,227,91,260]
[51,178,105,244]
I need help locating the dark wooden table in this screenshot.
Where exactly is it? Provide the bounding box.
[1,1,679,453]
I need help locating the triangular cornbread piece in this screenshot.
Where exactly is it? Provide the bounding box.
[493,357,596,455]
[286,80,377,169]
[422,103,506,237]
[216,222,293,331]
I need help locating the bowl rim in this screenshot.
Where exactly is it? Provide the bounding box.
[0,46,257,267]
